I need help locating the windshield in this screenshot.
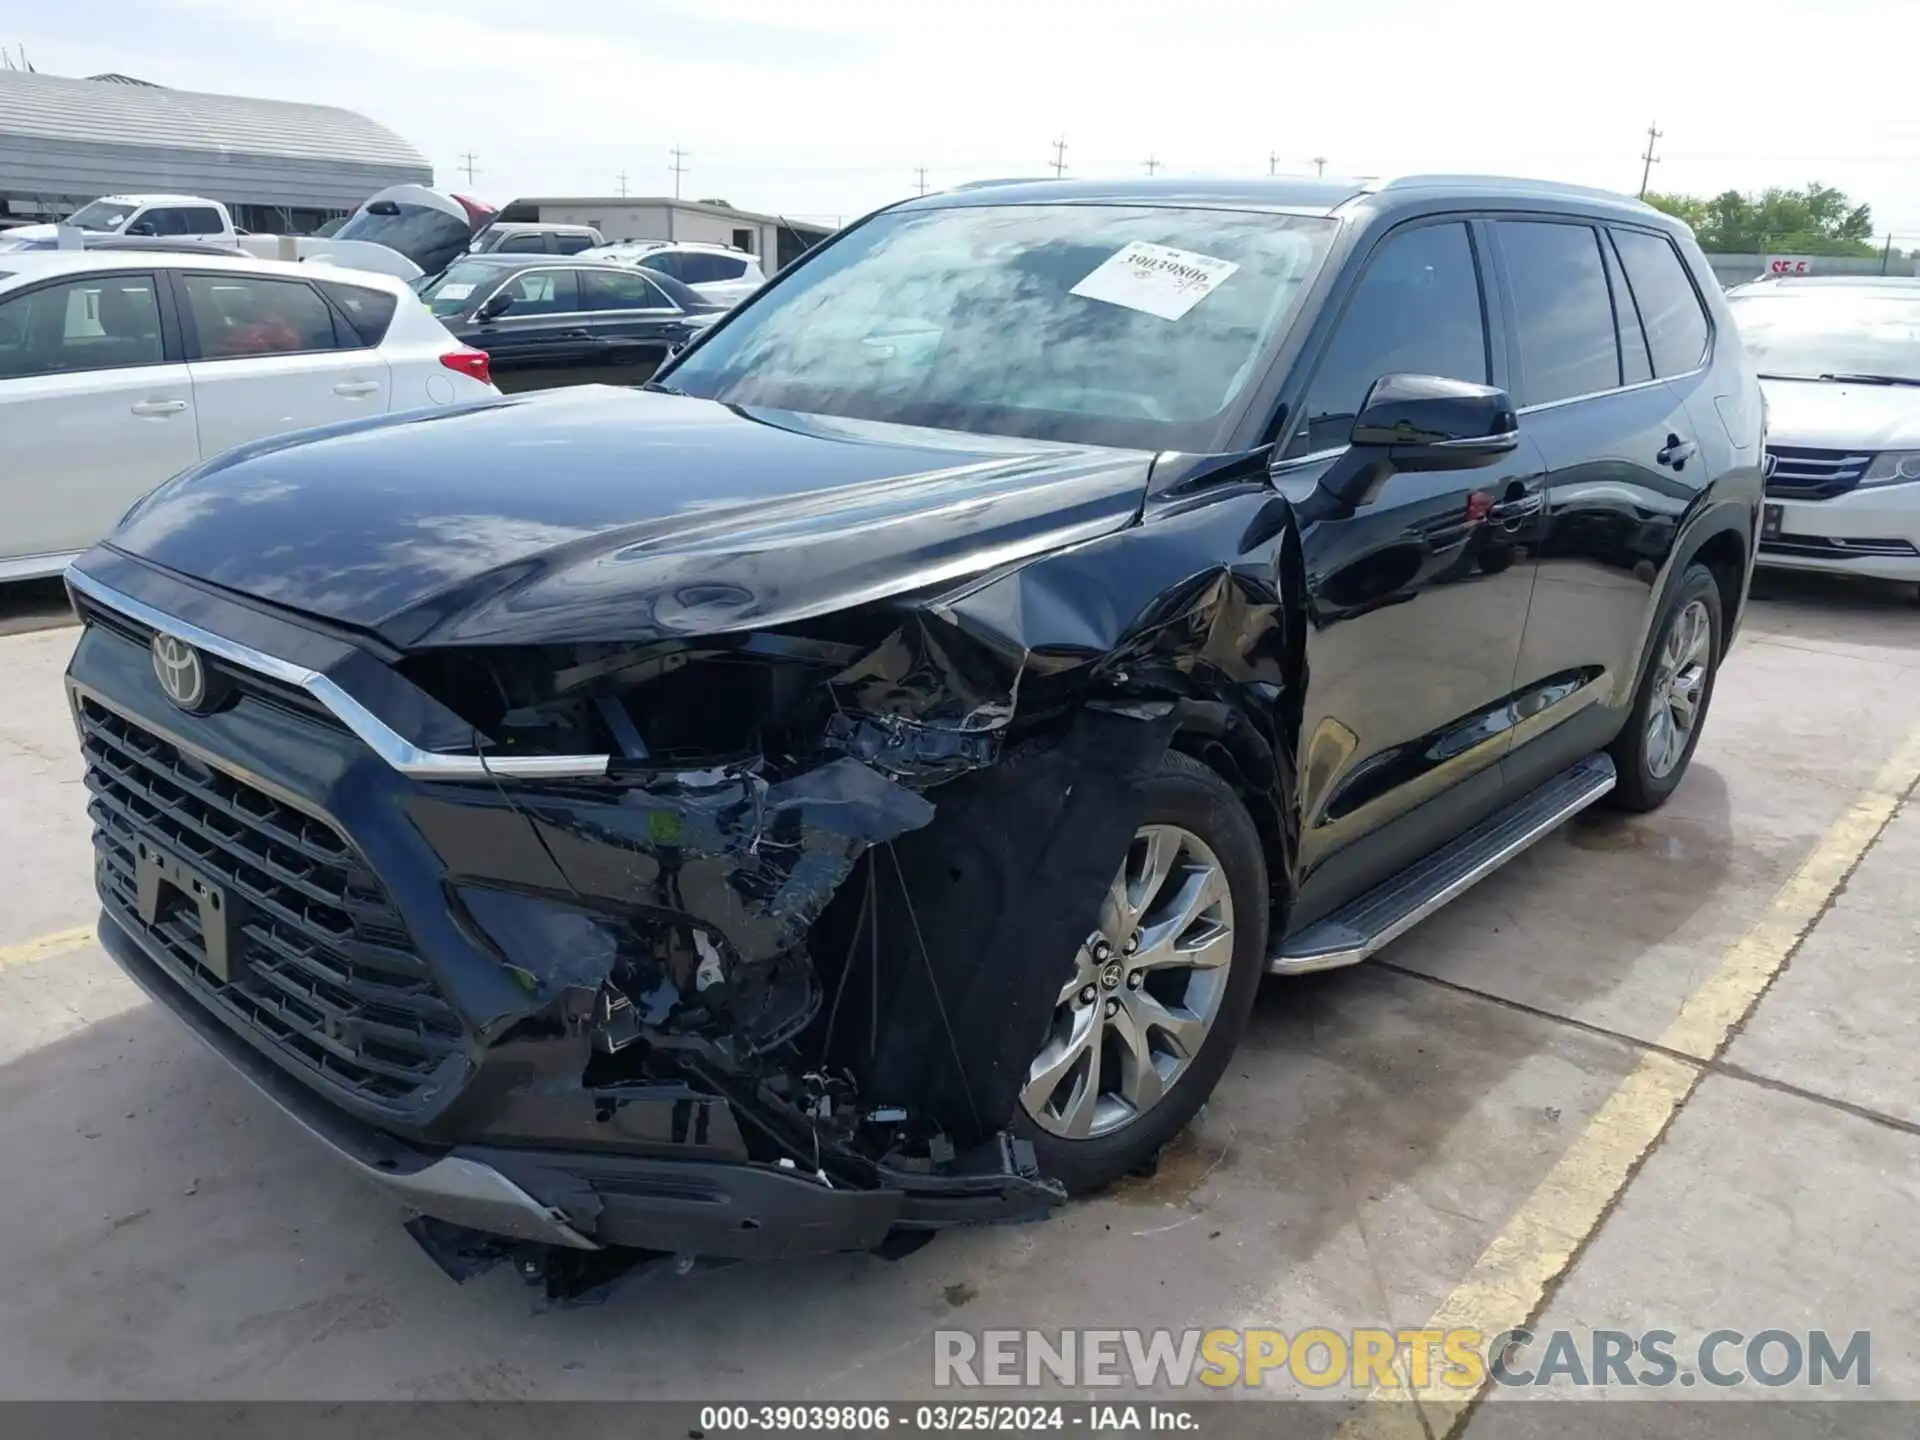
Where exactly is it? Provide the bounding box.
[663,203,1337,450]
[420,259,503,316]
[67,200,137,233]
[1727,290,1920,383]
[335,202,474,277]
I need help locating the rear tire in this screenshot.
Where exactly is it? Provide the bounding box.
[1010,750,1268,1195]
[1607,563,1722,812]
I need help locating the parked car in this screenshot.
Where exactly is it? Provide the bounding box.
[582,239,766,306]
[0,193,239,252]
[468,222,607,256]
[0,251,497,582]
[63,174,1759,1264]
[420,253,722,392]
[1721,275,1920,590]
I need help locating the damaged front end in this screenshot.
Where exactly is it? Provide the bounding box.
[389,602,1198,1262]
[69,438,1300,1280]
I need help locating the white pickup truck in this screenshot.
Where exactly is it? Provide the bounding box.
[0,186,498,283]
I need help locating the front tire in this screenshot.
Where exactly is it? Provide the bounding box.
[1607,562,1723,812]
[1011,750,1268,1195]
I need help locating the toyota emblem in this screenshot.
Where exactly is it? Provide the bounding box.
[151,633,208,712]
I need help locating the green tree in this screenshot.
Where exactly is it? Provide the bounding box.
[1643,183,1876,256]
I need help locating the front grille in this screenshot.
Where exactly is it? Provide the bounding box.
[1764,446,1874,501]
[1760,535,1920,560]
[71,594,338,727]
[80,696,464,1112]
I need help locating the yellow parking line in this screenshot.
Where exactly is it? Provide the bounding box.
[1338,726,1920,1440]
[0,924,98,973]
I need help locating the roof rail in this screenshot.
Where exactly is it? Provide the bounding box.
[1368,174,1651,207]
[944,177,1057,192]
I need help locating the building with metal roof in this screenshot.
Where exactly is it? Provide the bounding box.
[0,69,431,234]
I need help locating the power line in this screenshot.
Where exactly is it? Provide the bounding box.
[669,146,690,200]
[1639,121,1663,199]
[914,165,929,196]
[1145,155,1161,176]
[1050,137,1068,179]
[457,152,479,186]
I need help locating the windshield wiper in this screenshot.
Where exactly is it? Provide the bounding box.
[1816,372,1920,387]
[642,379,686,395]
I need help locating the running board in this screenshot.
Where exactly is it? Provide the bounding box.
[1270,753,1617,975]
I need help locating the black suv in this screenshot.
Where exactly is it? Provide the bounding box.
[65,174,1762,1264]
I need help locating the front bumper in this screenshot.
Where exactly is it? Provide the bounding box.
[1761,487,1920,582]
[99,911,908,1258]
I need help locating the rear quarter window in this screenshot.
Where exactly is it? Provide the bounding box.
[1610,228,1712,376]
[319,280,400,346]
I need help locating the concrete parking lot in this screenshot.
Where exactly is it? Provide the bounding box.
[0,569,1914,1428]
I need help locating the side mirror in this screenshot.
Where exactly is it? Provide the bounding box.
[476,292,515,321]
[1314,374,1519,509]
[1350,373,1518,466]
[124,221,157,237]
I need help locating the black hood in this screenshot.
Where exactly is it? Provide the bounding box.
[107,388,1152,649]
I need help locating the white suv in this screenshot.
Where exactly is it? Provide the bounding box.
[0,251,500,582]
[581,241,765,307]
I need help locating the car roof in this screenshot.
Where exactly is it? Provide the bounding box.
[1730,275,1920,292]
[438,253,718,308]
[605,240,751,255]
[897,173,1665,224]
[92,194,220,206]
[0,249,408,292]
[491,222,599,232]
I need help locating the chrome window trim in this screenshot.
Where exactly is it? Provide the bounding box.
[66,568,610,781]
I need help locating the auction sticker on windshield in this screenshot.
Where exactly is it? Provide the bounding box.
[1070,241,1239,321]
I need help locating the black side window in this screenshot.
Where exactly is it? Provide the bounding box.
[1497,220,1620,406]
[181,208,225,236]
[581,268,672,311]
[180,273,342,357]
[0,275,166,379]
[639,252,685,281]
[142,209,187,237]
[318,280,399,346]
[1288,221,1488,458]
[498,233,548,253]
[1600,233,1653,385]
[1610,228,1712,377]
[555,234,593,255]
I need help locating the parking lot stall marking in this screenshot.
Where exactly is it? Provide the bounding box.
[0,924,98,974]
[1327,726,1920,1440]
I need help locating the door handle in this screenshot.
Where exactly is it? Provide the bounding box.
[130,398,187,417]
[1486,484,1544,524]
[333,380,382,396]
[1657,433,1698,469]
[558,329,594,341]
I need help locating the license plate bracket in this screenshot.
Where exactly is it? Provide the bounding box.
[1762,502,1783,540]
[135,838,242,983]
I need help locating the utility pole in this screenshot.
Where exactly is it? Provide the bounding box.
[457,152,479,185]
[914,166,929,196]
[1145,155,1161,176]
[1269,151,1280,176]
[1311,155,1328,178]
[1050,137,1068,179]
[669,147,690,200]
[1882,231,1895,275]
[1637,122,1662,199]
[616,170,629,198]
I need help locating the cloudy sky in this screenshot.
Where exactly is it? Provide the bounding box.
[13,0,1920,239]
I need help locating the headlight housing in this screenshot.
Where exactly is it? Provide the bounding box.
[1861,451,1920,486]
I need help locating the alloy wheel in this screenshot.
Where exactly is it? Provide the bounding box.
[1646,598,1711,779]
[1018,824,1235,1140]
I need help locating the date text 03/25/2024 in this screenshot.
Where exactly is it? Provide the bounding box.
[694,1404,1200,1432]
